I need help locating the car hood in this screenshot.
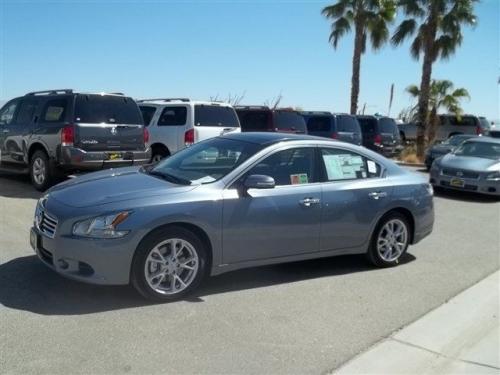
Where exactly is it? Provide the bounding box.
[430,145,454,155]
[439,154,500,172]
[48,167,198,208]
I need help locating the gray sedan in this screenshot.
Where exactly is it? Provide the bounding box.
[30,133,434,301]
[430,137,500,196]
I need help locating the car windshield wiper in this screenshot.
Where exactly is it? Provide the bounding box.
[148,170,191,185]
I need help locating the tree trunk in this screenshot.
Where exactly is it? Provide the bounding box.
[416,51,433,160]
[350,21,364,115]
[427,106,438,144]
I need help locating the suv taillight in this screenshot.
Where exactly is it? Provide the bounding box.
[61,125,74,146]
[184,129,194,146]
[331,132,338,139]
[143,127,150,144]
[374,134,382,145]
[476,125,482,135]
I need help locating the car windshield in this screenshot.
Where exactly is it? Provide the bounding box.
[443,135,474,146]
[148,137,263,184]
[453,141,500,160]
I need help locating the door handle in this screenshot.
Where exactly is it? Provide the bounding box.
[299,198,320,207]
[368,191,387,200]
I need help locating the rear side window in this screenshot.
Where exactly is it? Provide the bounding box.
[140,106,157,126]
[42,99,68,122]
[14,99,39,124]
[379,118,398,134]
[337,116,360,132]
[195,105,239,127]
[444,116,477,127]
[158,106,187,126]
[320,148,382,181]
[74,95,143,125]
[306,116,331,132]
[357,118,377,134]
[274,112,307,132]
[237,110,271,131]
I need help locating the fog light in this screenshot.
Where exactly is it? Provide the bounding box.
[58,259,69,269]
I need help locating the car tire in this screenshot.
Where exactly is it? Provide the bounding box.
[30,150,53,191]
[367,212,410,268]
[150,147,169,164]
[131,226,208,302]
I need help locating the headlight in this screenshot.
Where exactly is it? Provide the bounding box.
[430,161,440,171]
[485,172,500,181]
[73,212,131,238]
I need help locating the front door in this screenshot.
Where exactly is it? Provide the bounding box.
[222,146,321,264]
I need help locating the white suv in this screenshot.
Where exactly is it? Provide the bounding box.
[138,98,241,162]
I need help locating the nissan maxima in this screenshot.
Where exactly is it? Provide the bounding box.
[430,137,500,196]
[31,133,434,301]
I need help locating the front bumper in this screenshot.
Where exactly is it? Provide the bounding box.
[30,226,135,285]
[430,171,500,196]
[58,146,151,171]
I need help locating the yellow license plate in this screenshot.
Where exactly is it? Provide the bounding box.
[450,177,465,187]
[108,153,122,160]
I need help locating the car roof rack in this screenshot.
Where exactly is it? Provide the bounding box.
[234,105,270,110]
[137,98,190,103]
[301,111,331,115]
[25,89,73,96]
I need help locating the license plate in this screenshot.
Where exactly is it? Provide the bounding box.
[30,228,40,252]
[450,177,465,188]
[108,153,123,160]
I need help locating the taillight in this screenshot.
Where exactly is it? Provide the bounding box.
[184,129,194,146]
[331,132,338,139]
[61,125,74,146]
[143,127,150,144]
[374,134,382,145]
[476,126,482,135]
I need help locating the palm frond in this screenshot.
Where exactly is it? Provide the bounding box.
[451,88,470,100]
[391,19,417,46]
[397,0,425,18]
[406,85,420,97]
[322,1,350,19]
[435,34,459,60]
[368,18,389,50]
[328,16,352,48]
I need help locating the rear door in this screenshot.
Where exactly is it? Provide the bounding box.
[304,115,332,138]
[194,104,240,142]
[73,94,145,152]
[274,111,307,134]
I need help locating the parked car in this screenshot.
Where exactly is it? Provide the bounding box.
[300,112,362,145]
[235,106,307,134]
[424,134,476,170]
[430,137,500,196]
[138,99,241,162]
[398,114,488,142]
[30,132,434,301]
[0,89,150,190]
[356,115,402,157]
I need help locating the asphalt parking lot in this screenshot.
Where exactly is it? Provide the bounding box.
[1,168,499,375]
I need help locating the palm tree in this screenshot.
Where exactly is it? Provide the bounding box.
[406,79,470,143]
[392,0,477,159]
[322,0,397,115]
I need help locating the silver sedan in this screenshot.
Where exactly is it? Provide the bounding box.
[430,137,500,196]
[30,133,434,301]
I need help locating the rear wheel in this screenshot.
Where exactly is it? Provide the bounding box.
[131,226,208,302]
[29,150,53,191]
[151,146,169,163]
[367,213,410,267]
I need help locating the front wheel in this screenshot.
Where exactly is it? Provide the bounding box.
[131,226,208,301]
[367,213,410,267]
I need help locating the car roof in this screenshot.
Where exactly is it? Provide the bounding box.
[223,132,331,145]
[138,99,233,107]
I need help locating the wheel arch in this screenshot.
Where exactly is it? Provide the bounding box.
[375,207,415,244]
[28,142,49,162]
[151,143,170,156]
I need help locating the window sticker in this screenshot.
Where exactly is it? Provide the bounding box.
[367,160,377,174]
[290,173,309,185]
[323,154,365,180]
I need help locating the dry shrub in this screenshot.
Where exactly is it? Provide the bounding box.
[398,143,423,164]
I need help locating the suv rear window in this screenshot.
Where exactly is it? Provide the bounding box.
[357,117,377,134]
[275,112,307,132]
[195,105,239,127]
[75,95,143,125]
[337,116,359,132]
[140,106,157,126]
[379,118,398,134]
[237,110,271,131]
[306,116,331,132]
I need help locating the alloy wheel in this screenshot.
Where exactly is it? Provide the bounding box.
[32,157,46,185]
[376,219,408,262]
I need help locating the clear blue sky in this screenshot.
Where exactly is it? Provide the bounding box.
[1,0,498,120]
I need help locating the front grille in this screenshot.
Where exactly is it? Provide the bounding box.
[442,168,479,179]
[36,206,58,239]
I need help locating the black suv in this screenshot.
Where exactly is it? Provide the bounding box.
[0,89,151,190]
[235,106,307,134]
[300,112,362,145]
[356,115,402,157]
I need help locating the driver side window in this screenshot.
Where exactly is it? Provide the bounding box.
[0,100,19,126]
[246,147,316,186]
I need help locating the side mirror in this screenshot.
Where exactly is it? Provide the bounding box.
[244,174,275,190]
